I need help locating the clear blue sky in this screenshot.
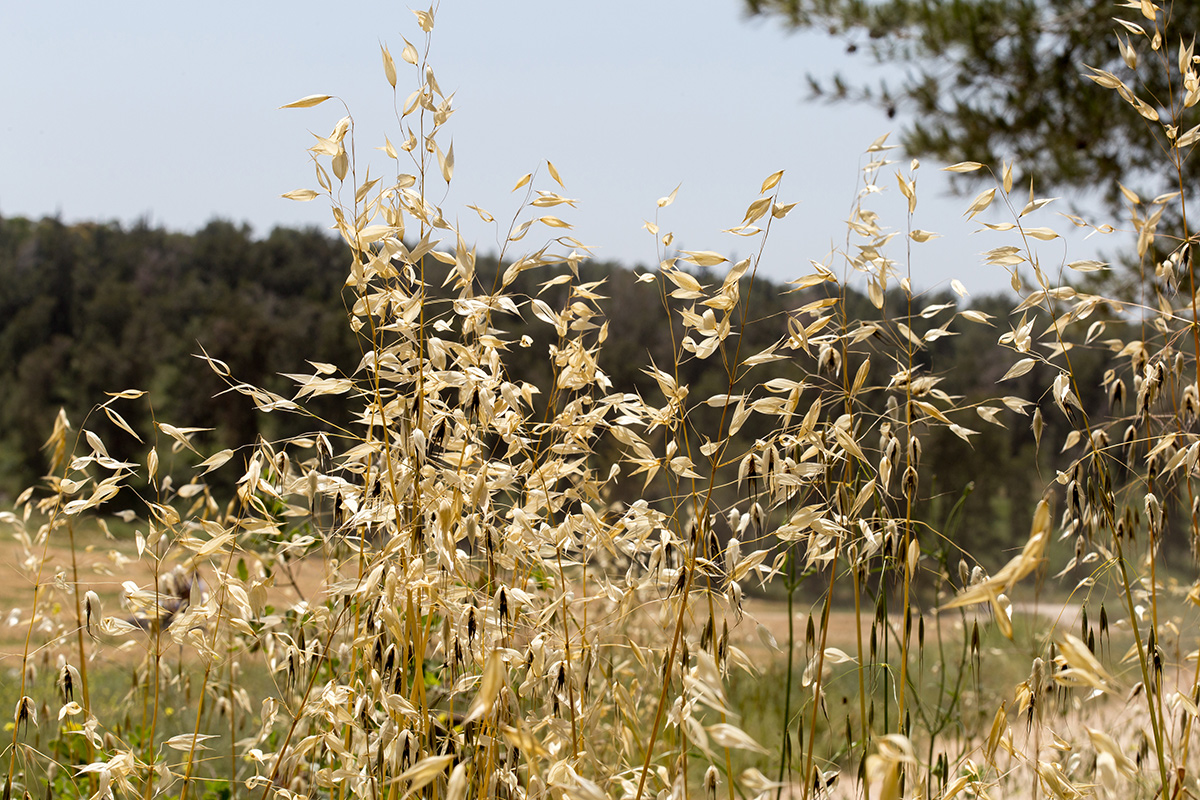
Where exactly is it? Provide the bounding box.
[2,1,1114,297]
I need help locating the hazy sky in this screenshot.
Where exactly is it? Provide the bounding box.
[2,1,1116,297]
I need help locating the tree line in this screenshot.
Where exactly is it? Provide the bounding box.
[0,214,1151,564]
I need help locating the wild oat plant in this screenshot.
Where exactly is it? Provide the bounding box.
[5,4,1200,800]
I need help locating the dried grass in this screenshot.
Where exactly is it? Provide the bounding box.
[4,3,1200,800]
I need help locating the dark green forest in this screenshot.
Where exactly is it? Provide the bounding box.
[0,214,1143,562]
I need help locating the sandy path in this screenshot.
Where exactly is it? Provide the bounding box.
[742,595,1085,652]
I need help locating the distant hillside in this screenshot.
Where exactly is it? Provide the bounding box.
[0,214,1135,561]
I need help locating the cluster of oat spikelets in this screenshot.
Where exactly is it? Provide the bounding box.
[5,3,1200,800]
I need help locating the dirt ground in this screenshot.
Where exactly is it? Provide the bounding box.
[0,522,1087,673]
[742,594,1084,652]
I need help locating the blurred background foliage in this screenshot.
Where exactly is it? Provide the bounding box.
[0,214,1140,569]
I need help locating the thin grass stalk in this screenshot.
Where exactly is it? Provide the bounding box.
[632,526,700,800]
[801,553,840,800]
[258,601,355,800]
[1111,521,1172,793]
[65,518,97,796]
[1051,256,1174,797]
[6,485,67,798]
[850,561,870,790]
[775,549,797,799]
[228,635,237,799]
[1163,24,1200,797]
[896,164,919,742]
[179,522,244,800]
[336,536,368,800]
[554,544,581,759]
[140,556,165,800]
[633,184,780,800]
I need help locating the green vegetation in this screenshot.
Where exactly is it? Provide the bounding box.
[0,218,360,492]
[745,0,1200,271]
[0,217,1140,561]
[3,3,1200,800]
